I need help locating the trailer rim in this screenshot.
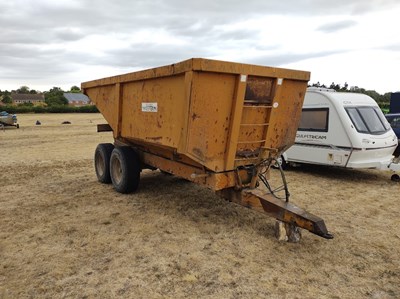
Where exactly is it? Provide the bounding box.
[110,146,141,193]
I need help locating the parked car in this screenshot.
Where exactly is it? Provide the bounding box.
[385,113,400,157]
[0,111,19,128]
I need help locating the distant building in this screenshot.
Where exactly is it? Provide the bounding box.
[11,93,45,105]
[63,93,92,107]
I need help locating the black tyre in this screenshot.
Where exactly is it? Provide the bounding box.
[94,143,114,183]
[391,174,400,182]
[110,146,141,193]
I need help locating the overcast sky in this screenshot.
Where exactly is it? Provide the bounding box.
[1,0,400,93]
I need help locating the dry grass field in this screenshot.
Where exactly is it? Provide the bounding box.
[1,113,399,299]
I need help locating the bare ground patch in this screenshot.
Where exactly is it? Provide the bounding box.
[0,113,399,298]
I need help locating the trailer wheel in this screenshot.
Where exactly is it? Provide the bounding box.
[110,146,141,193]
[94,143,115,183]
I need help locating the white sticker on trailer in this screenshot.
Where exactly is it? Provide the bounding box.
[142,102,158,112]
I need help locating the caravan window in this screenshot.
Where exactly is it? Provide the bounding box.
[298,108,329,132]
[346,107,390,134]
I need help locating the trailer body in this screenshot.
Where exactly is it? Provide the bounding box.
[82,58,332,240]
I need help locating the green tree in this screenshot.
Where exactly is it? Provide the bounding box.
[45,87,68,106]
[329,82,341,91]
[70,86,81,93]
[340,82,349,91]
[17,86,30,94]
[1,95,12,104]
[381,92,391,103]
[309,82,391,110]
[363,90,380,103]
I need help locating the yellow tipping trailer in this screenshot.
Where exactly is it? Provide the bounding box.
[82,58,332,241]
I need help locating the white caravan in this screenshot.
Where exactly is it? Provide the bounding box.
[281,88,400,180]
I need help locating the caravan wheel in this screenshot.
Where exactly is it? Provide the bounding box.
[391,174,400,182]
[273,155,288,170]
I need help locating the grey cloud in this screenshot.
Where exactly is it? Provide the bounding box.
[0,30,45,45]
[54,28,85,42]
[167,21,215,38]
[0,44,63,59]
[0,44,72,77]
[110,0,399,18]
[0,0,396,44]
[0,0,399,89]
[2,0,397,33]
[317,20,358,33]
[244,50,347,66]
[0,56,74,80]
[214,29,259,41]
[0,29,84,45]
[96,43,217,69]
[85,41,346,73]
[379,43,400,51]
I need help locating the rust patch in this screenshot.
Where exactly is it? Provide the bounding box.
[191,113,199,121]
[192,147,205,160]
[146,136,162,142]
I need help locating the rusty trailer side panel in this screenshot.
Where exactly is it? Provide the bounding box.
[82,58,309,173]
